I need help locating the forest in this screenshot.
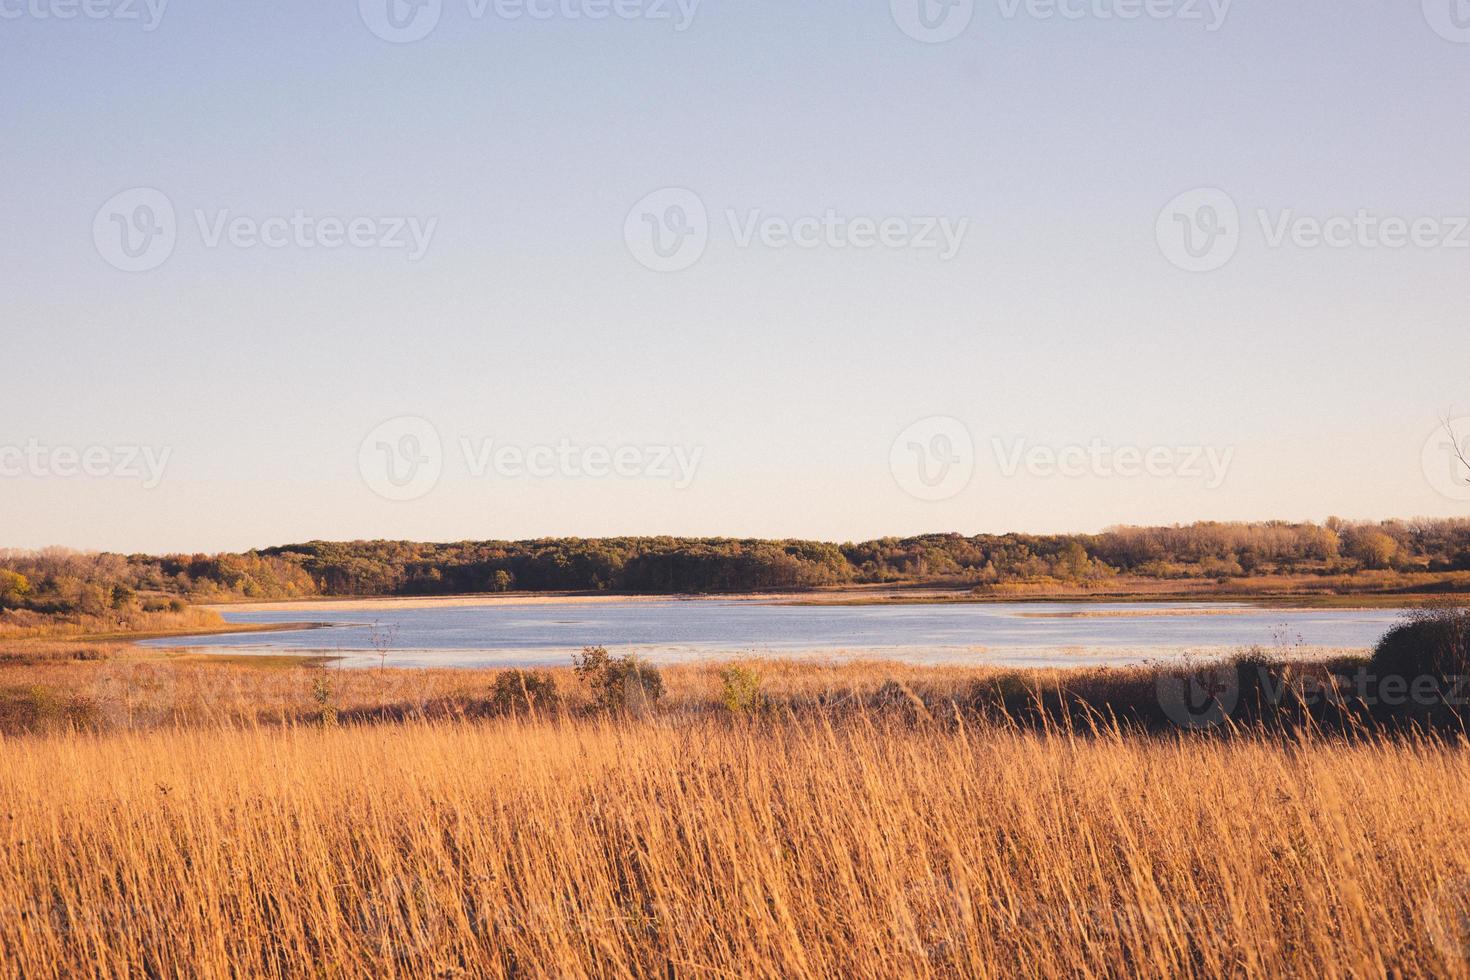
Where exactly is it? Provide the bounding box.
[3,518,1470,624]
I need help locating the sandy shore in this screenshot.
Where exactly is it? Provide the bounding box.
[201,592,804,613]
[56,621,330,643]
[204,589,1361,615]
[1018,607,1262,619]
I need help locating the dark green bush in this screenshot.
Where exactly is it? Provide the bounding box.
[1371,605,1470,684]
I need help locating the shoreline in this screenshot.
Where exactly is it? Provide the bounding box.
[199,586,1453,615]
[128,642,1378,672]
[199,592,730,613]
[81,621,333,643]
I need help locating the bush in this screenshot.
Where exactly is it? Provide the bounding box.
[873,679,933,722]
[718,666,766,715]
[0,685,103,735]
[1371,605,1470,684]
[488,669,559,715]
[573,646,663,714]
[311,677,337,728]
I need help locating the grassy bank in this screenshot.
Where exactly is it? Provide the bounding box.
[0,604,226,642]
[0,648,1085,736]
[1,637,1466,738]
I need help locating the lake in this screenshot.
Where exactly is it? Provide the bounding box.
[140,600,1408,670]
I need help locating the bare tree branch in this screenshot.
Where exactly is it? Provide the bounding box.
[1443,414,1470,485]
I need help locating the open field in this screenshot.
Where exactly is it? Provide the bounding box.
[3,706,1470,978]
[0,644,1387,738]
[0,647,1138,735]
[0,606,227,643]
[4,615,1470,977]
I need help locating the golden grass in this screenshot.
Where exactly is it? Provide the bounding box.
[2,712,1469,978]
[0,650,994,734]
[2,651,1469,976]
[0,606,225,642]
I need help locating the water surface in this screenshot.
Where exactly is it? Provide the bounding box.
[142,600,1406,670]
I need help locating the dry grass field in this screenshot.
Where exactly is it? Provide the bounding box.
[3,705,1470,978]
[0,643,1468,977]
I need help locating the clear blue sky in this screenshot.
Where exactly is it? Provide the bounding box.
[4,1,1470,552]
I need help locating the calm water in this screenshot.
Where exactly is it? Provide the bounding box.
[141,600,1407,670]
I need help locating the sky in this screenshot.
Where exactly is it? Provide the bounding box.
[3,0,1470,553]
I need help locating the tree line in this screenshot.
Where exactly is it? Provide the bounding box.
[3,519,1469,620]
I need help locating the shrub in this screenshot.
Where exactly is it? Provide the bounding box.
[489,669,559,715]
[1367,605,1470,722]
[1371,604,1470,684]
[718,666,766,715]
[311,677,337,728]
[0,685,103,735]
[573,646,663,714]
[873,679,933,723]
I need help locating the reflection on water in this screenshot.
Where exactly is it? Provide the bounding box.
[140,600,1407,670]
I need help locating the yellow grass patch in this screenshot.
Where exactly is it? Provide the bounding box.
[1,716,1468,977]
